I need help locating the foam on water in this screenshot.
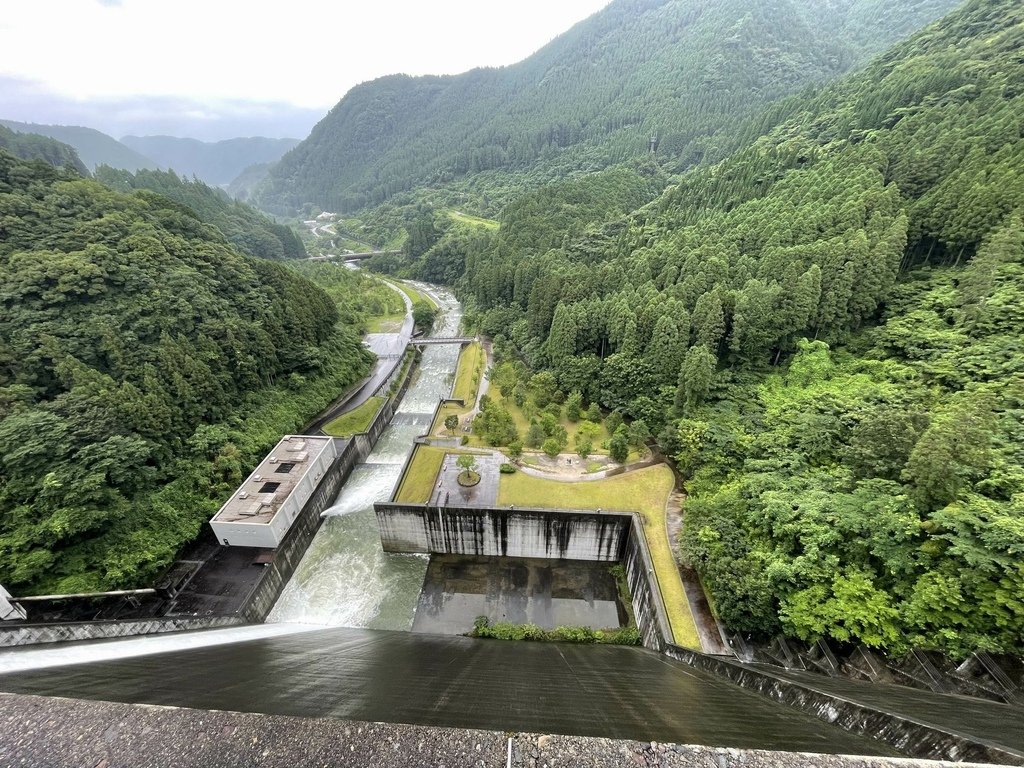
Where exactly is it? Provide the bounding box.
[0,622,319,674]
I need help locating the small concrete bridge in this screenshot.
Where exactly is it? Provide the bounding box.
[409,337,474,346]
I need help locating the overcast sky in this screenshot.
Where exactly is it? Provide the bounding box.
[0,0,610,140]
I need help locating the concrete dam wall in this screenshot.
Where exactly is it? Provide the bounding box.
[374,503,631,561]
[374,502,675,651]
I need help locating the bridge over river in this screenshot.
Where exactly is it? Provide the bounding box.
[304,250,401,262]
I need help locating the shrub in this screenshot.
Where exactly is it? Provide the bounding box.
[499,463,516,474]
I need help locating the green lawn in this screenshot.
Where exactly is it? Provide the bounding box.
[394,445,447,503]
[453,341,484,402]
[497,465,701,649]
[322,397,384,437]
[429,342,485,436]
[448,209,499,230]
[368,314,404,333]
[390,279,438,311]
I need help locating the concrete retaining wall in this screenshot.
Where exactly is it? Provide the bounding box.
[375,503,630,561]
[239,348,421,622]
[374,502,677,652]
[0,615,245,649]
[663,646,1024,765]
[623,518,672,651]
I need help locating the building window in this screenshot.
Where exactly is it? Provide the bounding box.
[259,482,281,494]
[276,462,295,474]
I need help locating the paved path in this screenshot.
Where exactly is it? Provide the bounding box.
[665,490,731,656]
[430,453,502,507]
[305,280,413,434]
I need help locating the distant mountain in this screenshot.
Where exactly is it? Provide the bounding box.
[95,167,307,260]
[253,0,960,215]
[120,136,300,187]
[0,119,156,172]
[0,124,88,175]
[227,161,274,202]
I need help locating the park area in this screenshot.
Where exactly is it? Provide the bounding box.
[392,443,700,648]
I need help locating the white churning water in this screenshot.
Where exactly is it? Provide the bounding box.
[267,285,464,629]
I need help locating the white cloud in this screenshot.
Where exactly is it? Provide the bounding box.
[1,0,610,109]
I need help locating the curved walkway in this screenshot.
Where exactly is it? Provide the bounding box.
[515,454,661,483]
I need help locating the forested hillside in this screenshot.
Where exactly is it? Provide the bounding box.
[0,126,88,175]
[254,0,958,215]
[95,167,306,260]
[0,151,372,593]
[120,135,300,187]
[0,119,156,172]
[409,0,1022,655]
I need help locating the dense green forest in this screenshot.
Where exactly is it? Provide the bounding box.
[95,167,307,261]
[0,126,88,175]
[377,0,1024,655]
[0,119,156,172]
[0,151,373,593]
[254,0,958,216]
[120,135,300,187]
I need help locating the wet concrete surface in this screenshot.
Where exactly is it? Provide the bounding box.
[164,543,271,617]
[412,555,624,634]
[750,663,1024,754]
[2,692,970,768]
[0,626,896,755]
[430,453,502,507]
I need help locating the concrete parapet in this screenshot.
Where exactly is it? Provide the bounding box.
[0,615,245,649]
[5,692,984,768]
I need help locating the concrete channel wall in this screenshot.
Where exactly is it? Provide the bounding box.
[664,646,1024,765]
[622,518,673,652]
[239,347,421,622]
[375,503,631,562]
[0,615,246,649]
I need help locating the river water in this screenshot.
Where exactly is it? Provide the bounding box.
[267,285,462,629]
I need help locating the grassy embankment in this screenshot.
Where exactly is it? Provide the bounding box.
[322,396,385,437]
[497,465,701,649]
[448,210,499,230]
[431,341,485,434]
[391,279,439,311]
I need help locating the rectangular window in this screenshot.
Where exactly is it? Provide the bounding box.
[276,463,295,474]
[259,482,281,494]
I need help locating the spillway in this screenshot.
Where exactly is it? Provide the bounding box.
[0,626,893,755]
[267,286,463,628]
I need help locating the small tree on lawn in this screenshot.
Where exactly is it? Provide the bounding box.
[444,414,459,435]
[585,402,601,422]
[576,436,592,459]
[526,422,545,448]
[456,453,477,483]
[606,410,624,436]
[565,391,583,422]
[610,426,629,464]
[542,437,562,459]
[509,440,523,460]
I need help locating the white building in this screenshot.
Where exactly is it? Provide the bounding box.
[209,436,337,548]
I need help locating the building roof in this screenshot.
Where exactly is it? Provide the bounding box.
[212,436,333,526]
